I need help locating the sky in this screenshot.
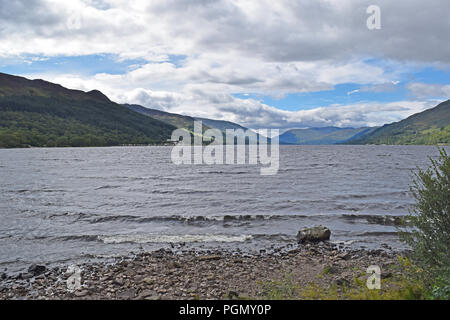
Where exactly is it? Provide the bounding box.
[0,0,449,130]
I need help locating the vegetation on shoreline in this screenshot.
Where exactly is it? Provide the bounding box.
[257,256,426,300]
[398,148,450,299]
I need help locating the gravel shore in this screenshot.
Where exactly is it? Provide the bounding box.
[0,242,405,300]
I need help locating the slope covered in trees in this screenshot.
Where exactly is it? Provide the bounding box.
[0,73,176,148]
[348,100,450,145]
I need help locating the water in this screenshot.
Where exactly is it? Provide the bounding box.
[0,145,446,273]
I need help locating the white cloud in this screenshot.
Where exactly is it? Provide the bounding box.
[2,0,449,129]
[407,83,450,99]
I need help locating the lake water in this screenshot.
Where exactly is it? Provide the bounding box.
[0,145,446,273]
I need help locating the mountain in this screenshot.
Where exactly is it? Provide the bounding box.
[125,104,252,133]
[0,73,176,148]
[278,127,377,145]
[124,104,203,132]
[124,104,268,143]
[194,117,249,132]
[348,100,450,145]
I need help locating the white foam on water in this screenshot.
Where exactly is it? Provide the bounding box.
[99,234,253,244]
[331,239,359,245]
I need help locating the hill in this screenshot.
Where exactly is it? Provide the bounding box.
[0,73,176,148]
[194,117,249,132]
[348,100,450,145]
[125,104,268,143]
[279,127,377,145]
[124,104,203,132]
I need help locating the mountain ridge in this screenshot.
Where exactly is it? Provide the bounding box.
[278,126,378,145]
[0,73,177,148]
[347,99,450,145]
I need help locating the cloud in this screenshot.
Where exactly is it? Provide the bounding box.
[1,0,450,63]
[406,83,450,99]
[347,82,400,95]
[1,0,449,129]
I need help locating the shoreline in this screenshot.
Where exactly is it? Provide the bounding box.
[0,242,409,300]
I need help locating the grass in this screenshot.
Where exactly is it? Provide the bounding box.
[256,256,429,300]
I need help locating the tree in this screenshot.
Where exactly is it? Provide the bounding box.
[399,148,450,299]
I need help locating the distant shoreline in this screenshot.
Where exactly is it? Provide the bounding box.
[0,144,448,150]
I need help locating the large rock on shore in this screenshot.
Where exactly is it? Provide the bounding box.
[297,226,331,243]
[28,264,46,276]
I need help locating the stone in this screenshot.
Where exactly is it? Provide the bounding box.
[28,264,47,276]
[137,290,155,299]
[198,255,221,261]
[116,289,136,300]
[337,252,351,260]
[74,290,89,297]
[228,291,239,299]
[297,226,331,243]
[333,278,350,287]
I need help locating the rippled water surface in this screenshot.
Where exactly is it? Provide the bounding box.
[0,145,446,272]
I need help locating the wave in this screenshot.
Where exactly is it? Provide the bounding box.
[98,234,253,244]
[198,171,248,175]
[355,231,400,237]
[86,214,305,224]
[341,214,408,226]
[95,185,121,190]
[83,213,408,226]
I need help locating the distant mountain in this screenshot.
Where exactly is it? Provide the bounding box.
[0,73,176,148]
[348,100,450,145]
[124,104,267,143]
[279,127,377,145]
[125,104,252,133]
[124,104,202,132]
[194,117,249,132]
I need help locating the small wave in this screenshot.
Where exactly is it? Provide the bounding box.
[356,231,400,237]
[252,233,295,242]
[95,185,121,190]
[332,191,410,200]
[331,239,359,245]
[98,234,253,244]
[46,235,100,242]
[341,214,408,226]
[11,189,67,194]
[85,213,408,227]
[87,214,299,224]
[198,171,248,175]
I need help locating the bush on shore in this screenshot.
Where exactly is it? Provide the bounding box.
[399,148,450,300]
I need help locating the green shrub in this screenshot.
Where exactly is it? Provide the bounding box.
[399,148,450,299]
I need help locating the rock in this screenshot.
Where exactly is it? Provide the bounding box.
[228,291,239,299]
[137,290,155,299]
[116,289,136,300]
[337,252,351,260]
[297,226,331,243]
[198,255,221,261]
[323,265,339,275]
[21,273,34,280]
[333,278,350,287]
[74,290,89,297]
[28,264,46,276]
